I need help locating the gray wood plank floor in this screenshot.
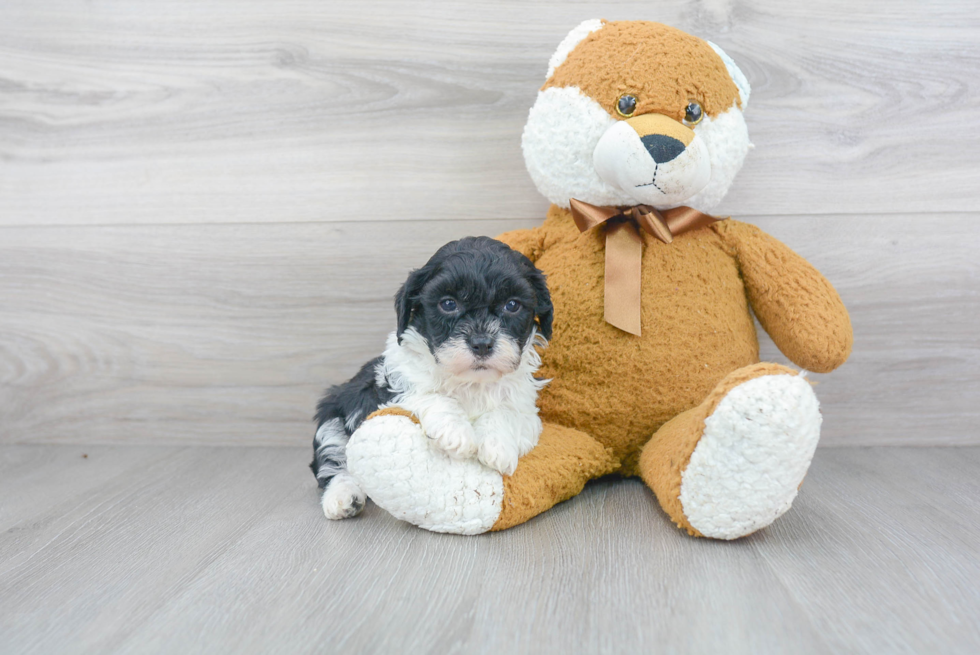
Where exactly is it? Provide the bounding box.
[1,445,977,654]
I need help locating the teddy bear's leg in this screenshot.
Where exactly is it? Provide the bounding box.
[639,363,821,540]
[346,408,617,535]
[491,421,619,531]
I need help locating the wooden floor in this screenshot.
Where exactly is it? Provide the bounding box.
[1,445,977,655]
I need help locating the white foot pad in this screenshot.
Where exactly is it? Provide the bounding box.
[680,374,821,540]
[346,415,503,535]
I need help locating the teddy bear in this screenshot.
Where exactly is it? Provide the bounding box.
[345,19,852,538]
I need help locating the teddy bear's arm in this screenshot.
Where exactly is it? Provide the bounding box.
[715,220,853,373]
[495,225,547,263]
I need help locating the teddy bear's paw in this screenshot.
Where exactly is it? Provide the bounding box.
[477,436,520,476]
[346,414,503,535]
[320,472,366,520]
[680,373,821,540]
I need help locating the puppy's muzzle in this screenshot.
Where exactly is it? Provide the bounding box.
[466,334,495,358]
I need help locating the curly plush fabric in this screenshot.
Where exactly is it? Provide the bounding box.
[346,409,618,534]
[544,21,742,121]
[492,423,618,531]
[678,372,821,539]
[496,206,851,479]
[348,21,852,538]
[637,362,799,536]
[713,220,854,372]
[347,411,504,535]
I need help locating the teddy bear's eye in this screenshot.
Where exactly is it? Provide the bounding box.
[683,101,704,126]
[616,94,637,118]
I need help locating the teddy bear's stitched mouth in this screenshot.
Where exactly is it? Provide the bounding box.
[635,164,666,194]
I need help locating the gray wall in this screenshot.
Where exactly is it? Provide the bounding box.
[2,1,978,446]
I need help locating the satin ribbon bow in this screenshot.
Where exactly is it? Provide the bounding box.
[569,198,725,336]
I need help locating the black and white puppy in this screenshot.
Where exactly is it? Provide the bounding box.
[311,236,553,520]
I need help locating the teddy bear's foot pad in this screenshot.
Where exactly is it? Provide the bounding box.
[680,373,821,540]
[346,415,504,535]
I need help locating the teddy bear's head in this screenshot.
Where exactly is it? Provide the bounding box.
[522,20,751,212]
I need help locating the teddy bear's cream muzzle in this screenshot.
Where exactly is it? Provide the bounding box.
[593,113,712,207]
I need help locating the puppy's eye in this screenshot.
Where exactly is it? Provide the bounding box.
[503,300,522,313]
[683,101,704,126]
[439,298,458,313]
[616,94,637,118]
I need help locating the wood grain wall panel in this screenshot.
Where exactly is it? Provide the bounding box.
[757,214,980,446]
[1,214,977,446]
[0,219,536,446]
[1,1,978,226]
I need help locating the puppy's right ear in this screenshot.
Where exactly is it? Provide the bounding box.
[395,265,433,343]
[526,265,554,341]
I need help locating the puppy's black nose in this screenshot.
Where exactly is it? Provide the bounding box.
[467,335,495,357]
[641,134,686,163]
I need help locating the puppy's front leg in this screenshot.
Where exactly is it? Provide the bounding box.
[415,395,478,459]
[474,410,542,476]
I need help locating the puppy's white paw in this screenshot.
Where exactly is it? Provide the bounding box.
[320,473,366,520]
[478,436,520,476]
[427,420,479,459]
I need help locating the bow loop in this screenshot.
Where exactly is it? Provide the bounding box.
[569,198,622,233]
[567,198,725,336]
[630,205,673,244]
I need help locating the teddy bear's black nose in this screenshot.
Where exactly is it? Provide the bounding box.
[641,134,686,163]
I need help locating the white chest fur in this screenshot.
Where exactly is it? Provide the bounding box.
[375,328,546,475]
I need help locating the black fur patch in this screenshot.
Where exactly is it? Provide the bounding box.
[311,236,552,490]
[310,357,394,489]
[395,236,552,353]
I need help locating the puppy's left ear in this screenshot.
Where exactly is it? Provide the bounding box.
[395,264,434,343]
[526,266,554,340]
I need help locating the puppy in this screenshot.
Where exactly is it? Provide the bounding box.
[311,236,554,520]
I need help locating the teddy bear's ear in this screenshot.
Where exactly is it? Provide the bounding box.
[707,41,751,108]
[546,19,606,80]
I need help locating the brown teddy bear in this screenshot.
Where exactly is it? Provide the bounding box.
[345,20,852,539]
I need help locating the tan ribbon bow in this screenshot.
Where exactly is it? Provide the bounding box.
[569,198,725,336]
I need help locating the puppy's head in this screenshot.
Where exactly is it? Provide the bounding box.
[395,237,552,382]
